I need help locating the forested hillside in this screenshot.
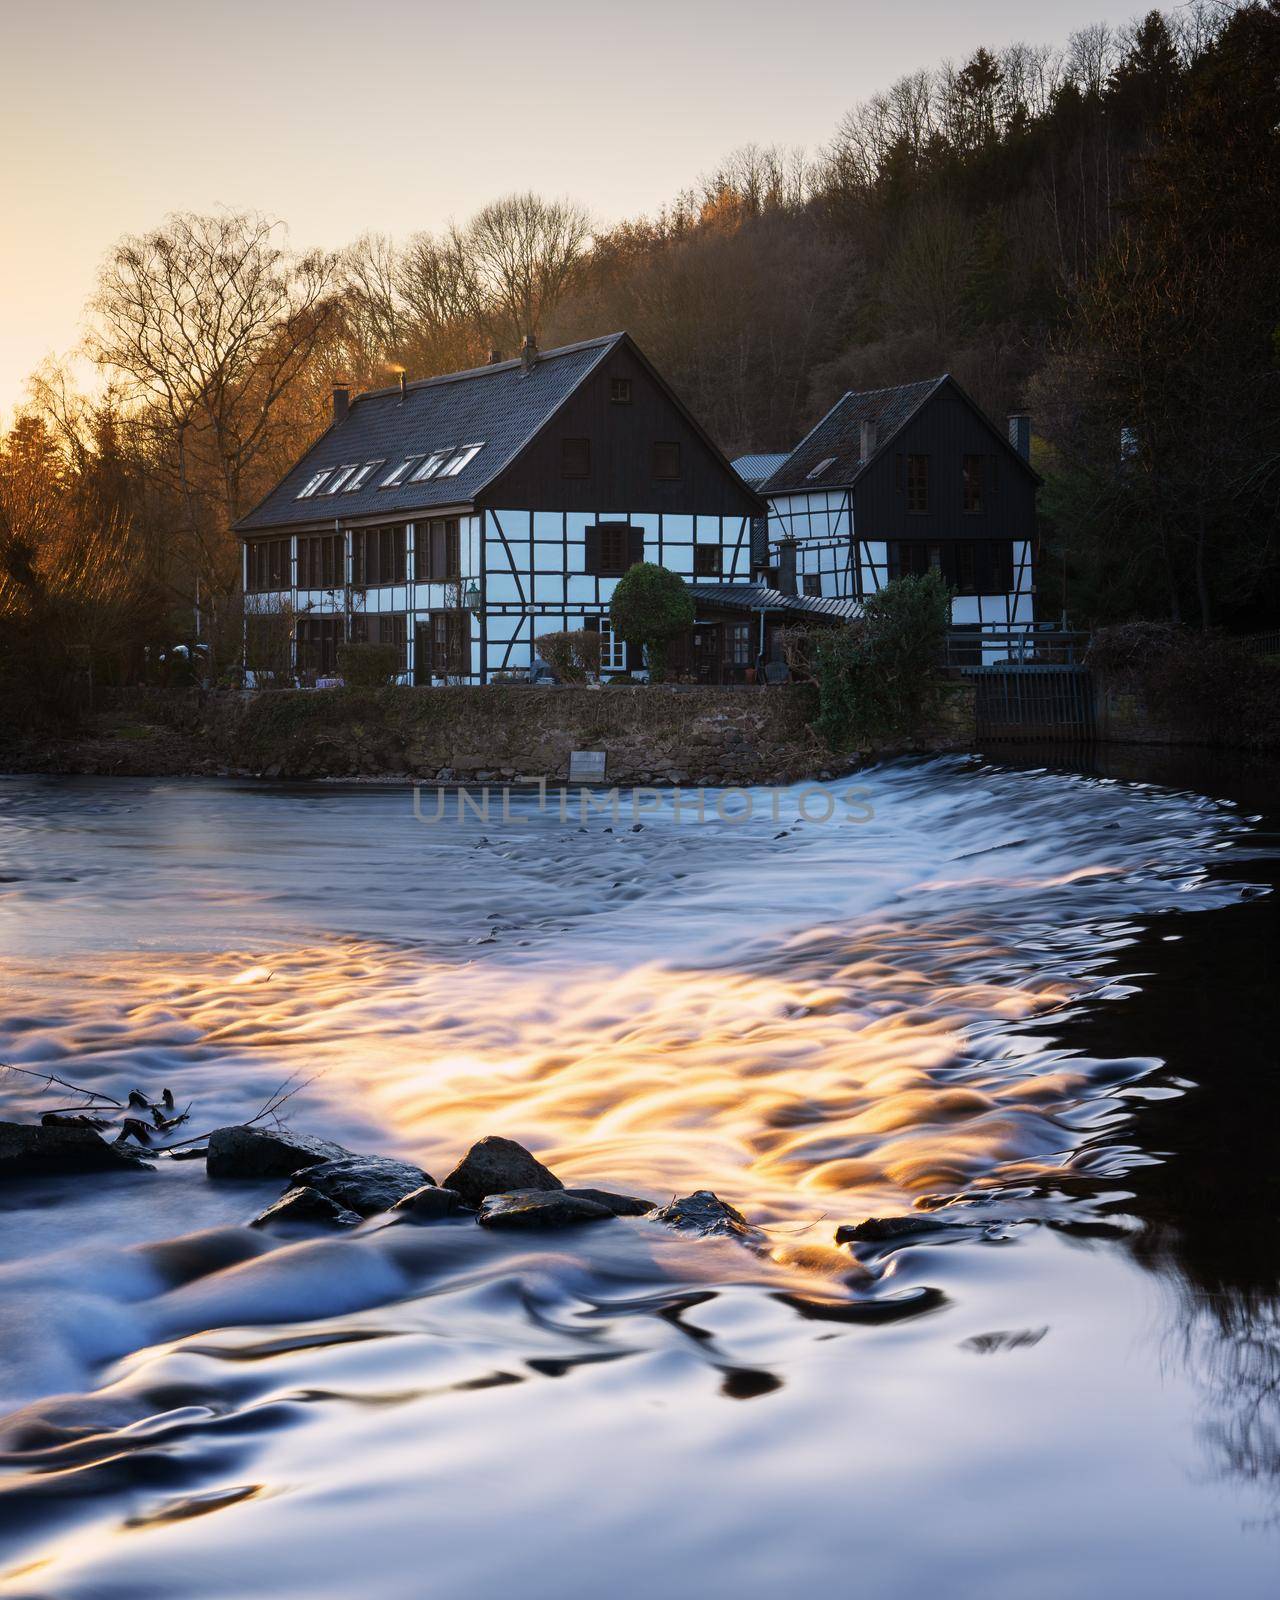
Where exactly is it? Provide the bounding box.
[2,2,1277,705]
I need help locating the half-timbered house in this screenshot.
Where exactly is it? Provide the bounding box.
[757,377,1039,652]
[234,332,762,685]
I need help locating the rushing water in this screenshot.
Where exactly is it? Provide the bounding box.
[0,754,1276,1598]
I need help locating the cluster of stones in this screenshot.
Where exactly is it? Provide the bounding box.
[204,1125,759,1240]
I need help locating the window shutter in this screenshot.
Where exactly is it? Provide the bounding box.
[584,527,600,575]
[627,528,644,568]
[582,615,600,632]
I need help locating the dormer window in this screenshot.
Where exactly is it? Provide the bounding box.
[321,465,358,494]
[439,442,484,477]
[806,456,836,480]
[344,460,384,492]
[382,456,424,487]
[297,469,332,499]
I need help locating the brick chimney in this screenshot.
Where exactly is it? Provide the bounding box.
[520,332,538,370]
[1007,412,1031,461]
[332,383,350,425]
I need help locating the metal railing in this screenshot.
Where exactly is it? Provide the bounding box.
[942,628,1090,670]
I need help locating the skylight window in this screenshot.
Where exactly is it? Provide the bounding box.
[297,469,332,499]
[381,456,424,488]
[438,442,484,478]
[807,456,837,480]
[409,451,450,483]
[343,460,384,492]
[321,465,358,494]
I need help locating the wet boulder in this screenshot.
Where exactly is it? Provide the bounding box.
[0,1119,153,1177]
[564,1186,655,1217]
[251,1185,362,1229]
[646,1190,760,1243]
[206,1124,349,1180]
[477,1189,614,1229]
[391,1185,473,1221]
[441,1137,563,1208]
[835,1215,946,1245]
[300,1155,433,1216]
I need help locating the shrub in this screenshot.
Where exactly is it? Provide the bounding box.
[610,562,694,682]
[807,571,951,747]
[336,642,400,687]
[535,628,602,682]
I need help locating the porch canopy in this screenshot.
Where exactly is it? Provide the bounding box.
[680,583,860,683]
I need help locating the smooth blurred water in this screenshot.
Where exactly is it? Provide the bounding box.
[0,756,1276,1598]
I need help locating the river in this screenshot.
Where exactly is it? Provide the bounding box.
[0,751,1276,1598]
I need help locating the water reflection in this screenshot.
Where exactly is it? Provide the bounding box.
[1,756,1277,1594]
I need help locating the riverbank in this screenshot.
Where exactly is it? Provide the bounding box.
[0,682,976,785]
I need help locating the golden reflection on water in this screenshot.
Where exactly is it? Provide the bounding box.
[12,906,1112,1257]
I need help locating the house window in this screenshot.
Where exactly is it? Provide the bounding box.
[409,452,449,483]
[802,573,822,597]
[246,537,291,593]
[298,533,345,589]
[609,378,632,403]
[296,615,345,677]
[806,456,836,481]
[321,465,358,494]
[351,525,407,587]
[421,610,469,678]
[297,470,331,499]
[888,540,1013,594]
[439,442,483,478]
[562,437,591,478]
[344,460,384,492]
[652,440,682,480]
[382,456,424,487]
[726,623,752,668]
[907,454,929,513]
[694,543,722,577]
[598,620,627,673]
[414,517,461,582]
[962,454,984,514]
[586,523,641,577]
[350,612,408,672]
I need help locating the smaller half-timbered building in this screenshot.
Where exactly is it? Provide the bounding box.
[234,333,762,685]
[758,376,1039,650]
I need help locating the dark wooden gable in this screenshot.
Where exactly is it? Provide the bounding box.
[852,381,1038,542]
[477,338,762,518]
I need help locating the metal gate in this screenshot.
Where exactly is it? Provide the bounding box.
[967,664,1096,740]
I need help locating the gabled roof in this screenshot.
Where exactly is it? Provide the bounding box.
[236,334,625,533]
[758,374,1041,496]
[731,452,790,488]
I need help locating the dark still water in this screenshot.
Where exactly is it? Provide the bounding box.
[0,752,1276,1598]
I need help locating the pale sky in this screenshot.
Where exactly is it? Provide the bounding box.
[0,0,1139,418]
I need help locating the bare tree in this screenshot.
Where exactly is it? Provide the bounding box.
[463,193,592,352]
[87,211,340,623]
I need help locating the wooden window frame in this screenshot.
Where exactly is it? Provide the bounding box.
[694,543,722,577]
[586,522,643,577]
[906,454,929,514]
[561,437,591,479]
[247,537,291,594]
[802,573,822,597]
[351,525,407,587]
[414,517,461,583]
[652,440,682,481]
[609,378,632,404]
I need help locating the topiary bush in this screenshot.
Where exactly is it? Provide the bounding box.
[609,562,694,682]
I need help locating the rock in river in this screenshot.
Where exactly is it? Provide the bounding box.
[442,1137,563,1207]
[251,1185,362,1229]
[206,1124,349,1180]
[477,1189,615,1229]
[646,1190,760,1242]
[391,1184,472,1221]
[0,1120,153,1177]
[301,1155,434,1216]
[835,1215,948,1245]
[564,1186,655,1217]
